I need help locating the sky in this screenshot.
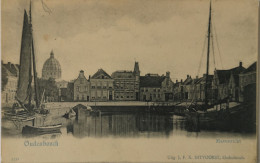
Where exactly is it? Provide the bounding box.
[1,0,258,81]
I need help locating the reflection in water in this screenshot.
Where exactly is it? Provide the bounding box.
[67,110,175,138]
[2,106,255,139]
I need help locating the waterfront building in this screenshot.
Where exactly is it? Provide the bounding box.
[56,80,68,89]
[182,75,193,100]
[111,62,140,101]
[66,82,74,102]
[140,72,173,102]
[173,80,183,101]
[1,61,19,106]
[212,62,245,102]
[90,69,114,101]
[56,79,68,102]
[42,50,61,80]
[190,74,213,102]
[73,70,90,101]
[239,62,257,102]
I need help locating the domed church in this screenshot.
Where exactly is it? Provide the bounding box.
[42,50,61,80]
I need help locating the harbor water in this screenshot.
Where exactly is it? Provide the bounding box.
[1,103,256,139]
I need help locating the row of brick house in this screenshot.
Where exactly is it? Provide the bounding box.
[2,60,256,104]
[1,61,19,107]
[60,62,174,102]
[173,62,257,103]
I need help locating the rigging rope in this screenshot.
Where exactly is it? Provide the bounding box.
[213,21,224,69]
[189,32,208,106]
[41,0,52,14]
[211,29,216,70]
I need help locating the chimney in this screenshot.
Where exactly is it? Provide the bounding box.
[187,75,189,79]
[166,71,170,78]
[181,79,183,83]
[89,75,91,79]
[239,61,242,67]
[176,80,178,83]
[203,74,206,78]
[79,70,85,78]
[196,76,198,79]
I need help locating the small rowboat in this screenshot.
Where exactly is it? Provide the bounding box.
[22,123,62,135]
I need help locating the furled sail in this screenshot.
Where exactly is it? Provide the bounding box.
[16,10,32,104]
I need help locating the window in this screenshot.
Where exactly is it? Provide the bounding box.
[103,86,107,89]
[154,89,156,92]
[92,86,95,89]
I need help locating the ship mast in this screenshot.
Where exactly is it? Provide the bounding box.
[30,1,40,109]
[205,1,212,108]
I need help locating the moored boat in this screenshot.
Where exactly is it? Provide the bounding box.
[184,1,255,132]
[22,123,62,135]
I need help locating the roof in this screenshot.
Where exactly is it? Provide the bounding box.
[216,66,245,84]
[242,62,256,74]
[2,62,19,77]
[91,69,112,79]
[183,77,193,85]
[140,76,165,87]
[111,70,134,78]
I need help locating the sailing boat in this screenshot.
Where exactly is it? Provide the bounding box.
[4,2,49,120]
[184,1,252,132]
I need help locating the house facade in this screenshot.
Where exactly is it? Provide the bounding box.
[111,62,140,101]
[1,62,19,107]
[140,72,173,102]
[212,62,245,102]
[73,70,90,101]
[90,69,114,101]
[239,62,257,102]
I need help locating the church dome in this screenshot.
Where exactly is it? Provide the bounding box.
[42,50,61,80]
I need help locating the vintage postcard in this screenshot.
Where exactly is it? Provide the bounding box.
[1,0,258,162]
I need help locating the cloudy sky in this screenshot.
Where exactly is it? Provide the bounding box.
[2,0,258,81]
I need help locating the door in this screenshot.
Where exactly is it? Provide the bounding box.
[136,92,139,101]
[235,89,239,102]
[165,93,169,101]
[109,91,112,100]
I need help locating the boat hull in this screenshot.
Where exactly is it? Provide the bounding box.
[22,124,62,136]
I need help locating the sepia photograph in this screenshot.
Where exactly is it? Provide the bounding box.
[1,0,258,162]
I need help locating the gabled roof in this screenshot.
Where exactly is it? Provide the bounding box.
[140,75,165,87]
[194,75,213,84]
[2,63,19,77]
[91,69,112,79]
[242,62,256,74]
[216,66,245,84]
[183,77,193,85]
